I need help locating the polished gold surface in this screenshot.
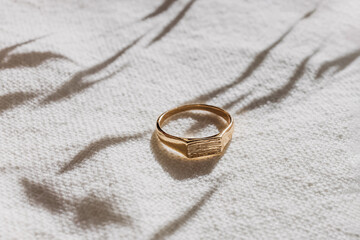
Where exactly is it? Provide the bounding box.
[156,104,234,159]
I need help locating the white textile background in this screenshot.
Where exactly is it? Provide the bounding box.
[0,0,359,239]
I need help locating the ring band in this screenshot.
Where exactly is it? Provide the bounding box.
[156,104,234,158]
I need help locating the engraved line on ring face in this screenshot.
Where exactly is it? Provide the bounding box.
[187,138,222,158]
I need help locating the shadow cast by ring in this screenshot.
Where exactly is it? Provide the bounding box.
[150,132,230,180]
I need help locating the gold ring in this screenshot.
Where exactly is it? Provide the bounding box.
[156,104,234,159]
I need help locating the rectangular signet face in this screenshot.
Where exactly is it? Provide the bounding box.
[187,138,222,158]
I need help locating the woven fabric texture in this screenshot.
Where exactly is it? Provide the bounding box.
[0,0,359,239]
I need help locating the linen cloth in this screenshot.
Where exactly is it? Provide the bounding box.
[0,0,359,239]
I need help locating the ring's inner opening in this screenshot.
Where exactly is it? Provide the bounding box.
[160,109,228,138]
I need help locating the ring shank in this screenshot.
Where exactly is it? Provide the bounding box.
[158,104,232,126]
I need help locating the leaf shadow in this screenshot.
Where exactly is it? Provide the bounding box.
[0,37,71,69]
[147,0,197,46]
[74,196,132,229]
[21,178,132,229]
[0,51,71,69]
[142,0,178,21]
[149,181,221,240]
[58,133,145,174]
[189,7,317,104]
[0,38,40,60]
[238,47,321,113]
[0,92,37,113]
[21,178,65,213]
[41,36,143,104]
[315,48,360,79]
[222,91,251,110]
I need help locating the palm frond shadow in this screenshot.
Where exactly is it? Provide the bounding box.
[0,37,72,69]
[316,48,360,79]
[58,133,145,174]
[189,7,317,104]
[0,38,39,60]
[21,178,65,213]
[0,92,37,113]
[75,196,132,229]
[0,51,71,69]
[222,92,251,110]
[150,180,222,240]
[41,36,143,104]
[148,0,197,46]
[238,47,321,113]
[142,0,177,21]
[21,179,131,229]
